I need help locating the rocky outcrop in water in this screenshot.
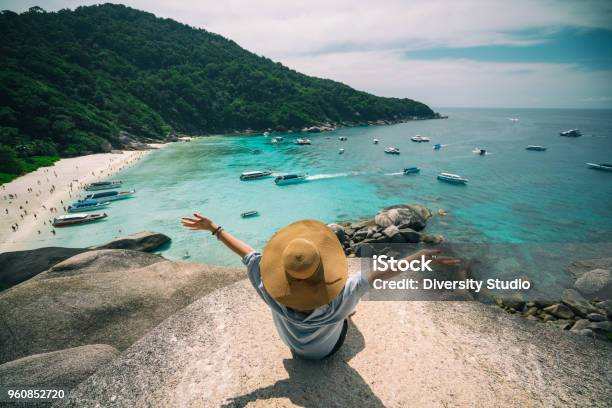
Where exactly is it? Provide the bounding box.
[329,204,442,257]
[91,230,171,252]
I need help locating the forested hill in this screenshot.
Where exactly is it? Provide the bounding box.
[0,4,436,166]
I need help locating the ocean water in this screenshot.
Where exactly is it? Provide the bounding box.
[36,108,612,296]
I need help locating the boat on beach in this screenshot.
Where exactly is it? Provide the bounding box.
[240,171,273,180]
[560,129,582,137]
[241,210,259,218]
[274,174,308,185]
[384,147,400,155]
[296,138,311,145]
[52,213,108,227]
[437,172,468,184]
[68,200,111,213]
[411,135,430,142]
[403,166,420,174]
[526,145,547,151]
[80,190,135,203]
[586,163,612,172]
[85,181,122,191]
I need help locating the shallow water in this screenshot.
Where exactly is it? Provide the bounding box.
[37,108,612,295]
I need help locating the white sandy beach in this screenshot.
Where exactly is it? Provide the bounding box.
[0,148,162,253]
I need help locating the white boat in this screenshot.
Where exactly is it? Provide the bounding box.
[85,181,122,191]
[338,148,345,155]
[53,213,108,227]
[437,172,468,184]
[526,145,547,151]
[274,174,308,185]
[560,129,582,137]
[586,163,612,172]
[339,136,348,141]
[240,171,273,180]
[473,148,487,155]
[373,139,379,144]
[507,117,520,122]
[80,190,135,203]
[263,131,270,137]
[270,137,283,143]
[384,147,400,155]
[411,135,430,142]
[296,138,311,145]
[68,201,111,213]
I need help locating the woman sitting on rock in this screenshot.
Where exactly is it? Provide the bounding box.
[181,213,457,360]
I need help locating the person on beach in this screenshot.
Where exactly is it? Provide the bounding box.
[182,213,458,360]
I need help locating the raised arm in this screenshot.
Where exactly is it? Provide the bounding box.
[181,213,255,259]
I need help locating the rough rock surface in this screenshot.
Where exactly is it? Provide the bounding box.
[567,257,612,279]
[0,250,244,364]
[0,344,119,405]
[60,261,612,408]
[574,268,611,298]
[91,230,171,252]
[0,247,89,289]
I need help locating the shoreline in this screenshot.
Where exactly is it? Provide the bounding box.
[0,144,168,253]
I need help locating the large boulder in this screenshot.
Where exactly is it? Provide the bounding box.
[567,257,612,279]
[58,265,612,408]
[561,289,604,318]
[374,204,430,231]
[0,250,244,364]
[573,268,611,299]
[36,249,164,280]
[0,344,118,406]
[327,223,348,246]
[91,230,171,252]
[0,247,89,289]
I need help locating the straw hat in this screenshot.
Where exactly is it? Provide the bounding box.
[261,220,348,311]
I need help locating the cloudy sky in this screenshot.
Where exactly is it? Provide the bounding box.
[2,0,612,108]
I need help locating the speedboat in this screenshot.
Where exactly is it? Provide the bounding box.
[80,190,135,203]
[339,136,348,141]
[437,172,468,185]
[403,166,421,174]
[586,163,612,172]
[274,174,308,185]
[338,148,345,155]
[526,145,547,151]
[68,201,111,213]
[52,213,108,227]
[240,171,272,180]
[373,139,379,144]
[473,148,486,156]
[433,143,442,150]
[241,210,259,218]
[296,138,312,145]
[507,117,520,122]
[85,181,122,191]
[384,147,400,155]
[411,135,430,142]
[560,129,582,137]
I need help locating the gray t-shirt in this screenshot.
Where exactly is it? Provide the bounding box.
[243,252,370,360]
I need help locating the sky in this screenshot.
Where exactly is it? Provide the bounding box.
[2,0,612,109]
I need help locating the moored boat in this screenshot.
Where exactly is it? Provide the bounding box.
[384,147,400,155]
[560,129,582,137]
[295,138,311,145]
[85,180,122,191]
[241,210,259,218]
[338,148,345,155]
[339,136,348,141]
[437,172,468,184]
[526,145,547,151]
[271,137,283,143]
[240,170,273,180]
[403,166,421,174]
[473,148,486,155]
[52,213,108,227]
[274,174,308,185]
[411,135,430,142]
[80,190,135,203]
[433,143,442,150]
[586,163,612,172]
[67,201,111,213]
[373,139,379,144]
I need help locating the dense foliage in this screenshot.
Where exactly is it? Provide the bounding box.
[0,4,435,178]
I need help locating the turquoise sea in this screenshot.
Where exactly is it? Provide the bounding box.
[37,108,612,296]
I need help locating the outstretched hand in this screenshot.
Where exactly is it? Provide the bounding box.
[181,213,217,232]
[415,249,461,267]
